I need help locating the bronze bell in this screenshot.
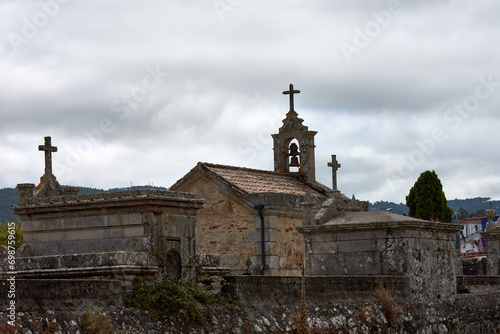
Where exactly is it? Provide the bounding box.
[289,143,299,156]
[290,156,300,167]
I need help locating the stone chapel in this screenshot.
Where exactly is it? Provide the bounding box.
[171,84,368,276]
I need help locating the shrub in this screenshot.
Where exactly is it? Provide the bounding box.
[78,307,121,334]
[375,282,404,327]
[124,277,240,325]
[406,170,452,222]
[0,220,23,249]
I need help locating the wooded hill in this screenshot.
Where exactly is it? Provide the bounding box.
[370,197,500,222]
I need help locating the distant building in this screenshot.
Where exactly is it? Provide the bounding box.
[458,215,500,257]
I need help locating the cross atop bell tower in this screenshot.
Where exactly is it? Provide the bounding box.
[283,84,300,112]
[272,84,317,180]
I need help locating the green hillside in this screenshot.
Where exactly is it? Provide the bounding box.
[447,197,500,215]
[369,201,408,215]
[369,197,500,222]
[0,188,19,222]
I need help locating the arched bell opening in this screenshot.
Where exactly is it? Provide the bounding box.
[287,138,300,172]
[272,84,317,180]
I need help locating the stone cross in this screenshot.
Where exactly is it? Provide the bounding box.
[282,84,300,112]
[38,136,57,176]
[327,155,341,191]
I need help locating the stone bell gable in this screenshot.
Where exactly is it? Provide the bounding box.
[272,84,317,181]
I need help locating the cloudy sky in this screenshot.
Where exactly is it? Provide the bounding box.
[1,0,499,204]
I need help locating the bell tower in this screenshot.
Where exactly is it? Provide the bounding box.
[272,84,317,180]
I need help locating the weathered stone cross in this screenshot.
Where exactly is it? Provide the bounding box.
[327,155,341,191]
[282,83,300,112]
[38,136,57,176]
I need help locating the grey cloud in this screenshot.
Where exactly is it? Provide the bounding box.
[1,1,500,204]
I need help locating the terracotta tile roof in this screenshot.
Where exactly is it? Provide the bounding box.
[198,162,326,197]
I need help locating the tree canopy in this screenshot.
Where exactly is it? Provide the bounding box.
[406,170,453,223]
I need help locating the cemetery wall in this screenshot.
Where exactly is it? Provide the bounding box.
[460,256,487,275]
[1,276,500,333]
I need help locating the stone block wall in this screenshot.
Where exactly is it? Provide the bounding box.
[225,276,500,333]
[299,212,461,300]
[21,212,147,255]
[254,213,304,276]
[460,257,487,275]
[248,193,325,276]
[2,276,500,332]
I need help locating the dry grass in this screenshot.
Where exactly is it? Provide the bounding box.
[43,316,58,333]
[357,304,376,330]
[375,282,405,327]
[78,307,123,334]
[0,320,21,334]
[294,260,309,334]
[288,259,338,334]
[288,316,337,334]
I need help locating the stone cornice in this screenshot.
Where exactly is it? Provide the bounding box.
[12,189,205,215]
[298,220,462,234]
[481,230,500,240]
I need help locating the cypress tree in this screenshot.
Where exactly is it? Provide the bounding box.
[406,170,452,222]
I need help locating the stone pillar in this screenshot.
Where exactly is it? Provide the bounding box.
[255,213,278,275]
[481,229,500,276]
[17,183,35,205]
[481,203,499,276]
[184,213,197,280]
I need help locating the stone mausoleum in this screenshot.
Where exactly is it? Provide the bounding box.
[298,191,462,299]
[4,137,205,284]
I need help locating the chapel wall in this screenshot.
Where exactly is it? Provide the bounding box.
[179,178,256,271]
[273,215,304,276]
